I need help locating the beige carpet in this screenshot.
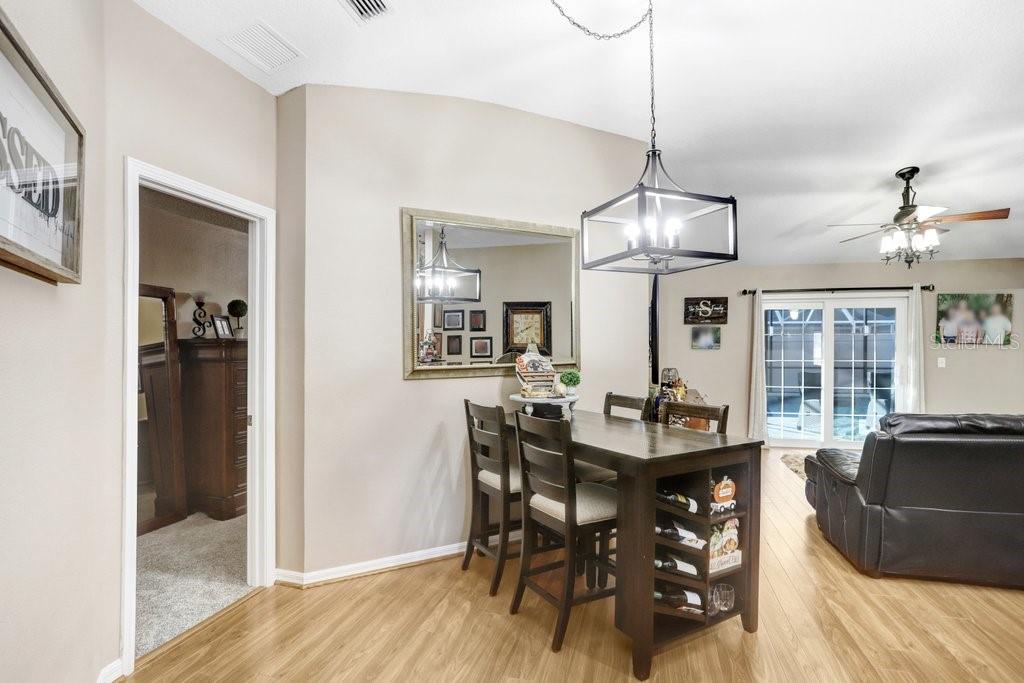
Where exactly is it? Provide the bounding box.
[779,452,808,479]
[136,512,251,656]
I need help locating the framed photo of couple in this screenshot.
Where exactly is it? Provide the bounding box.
[934,292,1014,346]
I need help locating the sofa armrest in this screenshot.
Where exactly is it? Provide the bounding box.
[854,430,895,505]
[815,448,860,485]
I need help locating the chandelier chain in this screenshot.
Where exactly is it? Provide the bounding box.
[548,0,657,149]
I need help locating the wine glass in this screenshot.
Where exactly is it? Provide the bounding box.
[712,584,735,612]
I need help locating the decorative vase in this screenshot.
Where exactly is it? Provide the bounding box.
[567,386,578,397]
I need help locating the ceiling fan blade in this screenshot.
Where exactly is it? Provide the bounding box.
[923,208,1010,224]
[913,205,948,221]
[827,222,885,228]
[839,229,884,244]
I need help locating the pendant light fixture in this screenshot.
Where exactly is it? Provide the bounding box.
[552,0,738,274]
[415,224,482,304]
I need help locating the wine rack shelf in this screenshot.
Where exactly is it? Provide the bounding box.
[654,500,747,525]
[654,569,704,591]
[653,604,705,623]
[650,460,751,633]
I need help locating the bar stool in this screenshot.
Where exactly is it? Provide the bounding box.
[658,400,730,434]
[510,412,616,652]
[461,400,522,596]
[603,391,654,421]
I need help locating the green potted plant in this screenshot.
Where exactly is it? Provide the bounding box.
[559,369,581,397]
[227,299,248,338]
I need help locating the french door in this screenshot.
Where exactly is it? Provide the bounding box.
[762,293,908,447]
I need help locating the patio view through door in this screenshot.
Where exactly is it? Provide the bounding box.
[762,293,908,447]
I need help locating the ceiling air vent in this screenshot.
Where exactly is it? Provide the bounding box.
[221,22,301,73]
[340,0,389,23]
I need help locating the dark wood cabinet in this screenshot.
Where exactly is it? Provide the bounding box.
[179,338,247,520]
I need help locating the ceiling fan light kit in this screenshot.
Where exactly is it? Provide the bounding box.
[832,166,1011,269]
[551,0,738,274]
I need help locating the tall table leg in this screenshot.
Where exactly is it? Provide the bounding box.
[742,445,761,633]
[614,470,655,680]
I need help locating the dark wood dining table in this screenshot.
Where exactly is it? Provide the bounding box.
[512,408,764,680]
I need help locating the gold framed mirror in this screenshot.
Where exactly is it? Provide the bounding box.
[401,208,580,380]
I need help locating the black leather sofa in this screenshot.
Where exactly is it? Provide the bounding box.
[804,413,1024,587]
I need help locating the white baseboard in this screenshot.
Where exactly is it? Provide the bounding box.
[276,541,466,587]
[97,659,122,683]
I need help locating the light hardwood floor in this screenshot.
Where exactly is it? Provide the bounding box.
[127,450,1024,682]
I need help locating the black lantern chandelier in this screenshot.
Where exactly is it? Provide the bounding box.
[552,0,738,274]
[415,225,481,304]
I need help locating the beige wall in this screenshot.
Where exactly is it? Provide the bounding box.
[659,259,1024,434]
[446,242,574,362]
[274,88,307,572]
[0,0,276,678]
[139,199,249,339]
[0,2,116,679]
[282,84,649,571]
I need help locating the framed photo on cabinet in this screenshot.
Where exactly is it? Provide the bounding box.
[0,8,86,283]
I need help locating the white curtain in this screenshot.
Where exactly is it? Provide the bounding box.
[900,283,927,413]
[747,290,766,439]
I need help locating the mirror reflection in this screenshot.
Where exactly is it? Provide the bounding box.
[406,211,578,377]
[137,285,187,534]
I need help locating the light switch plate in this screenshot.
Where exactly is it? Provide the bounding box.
[937,357,946,368]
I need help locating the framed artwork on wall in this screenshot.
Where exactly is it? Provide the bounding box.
[432,304,443,328]
[431,331,443,357]
[502,301,552,355]
[684,297,728,325]
[934,292,1014,346]
[211,315,234,339]
[469,309,486,331]
[691,325,721,350]
[0,8,86,284]
[443,309,464,331]
[470,336,493,358]
[446,335,462,355]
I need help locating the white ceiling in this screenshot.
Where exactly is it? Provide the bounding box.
[134,0,1024,266]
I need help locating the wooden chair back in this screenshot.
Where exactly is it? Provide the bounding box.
[464,400,512,488]
[514,412,577,526]
[658,400,730,435]
[603,391,652,420]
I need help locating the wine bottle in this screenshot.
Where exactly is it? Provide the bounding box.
[654,524,684,542]
[654,523,707,550]
[654,555,699,577]
[653,589,703,610]
[656,490,699,514]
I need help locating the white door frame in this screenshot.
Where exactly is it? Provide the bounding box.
[120,157,276,675]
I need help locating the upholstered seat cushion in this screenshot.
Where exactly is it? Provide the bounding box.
[575,460,617,483]
[478,466,521,493]
[530,482,617,524]
[815,448,860,485]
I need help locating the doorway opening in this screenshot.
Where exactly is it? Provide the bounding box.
[759,291,909,449]
[121,159,276,675]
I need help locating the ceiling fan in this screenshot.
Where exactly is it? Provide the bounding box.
[830,166,1010,268]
